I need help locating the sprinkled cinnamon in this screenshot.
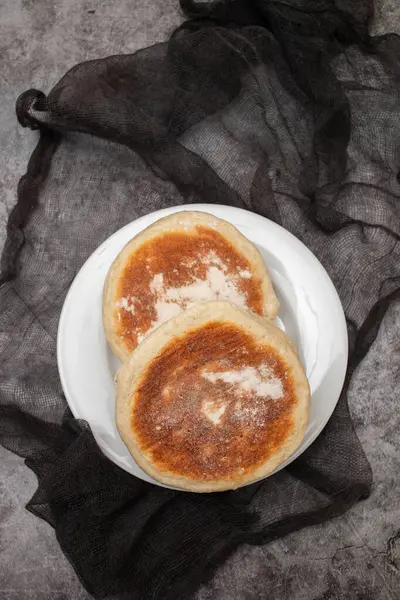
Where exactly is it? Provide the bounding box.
[132,322,296,481]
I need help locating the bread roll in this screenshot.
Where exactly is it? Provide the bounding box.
[116,301,309,492]
[103,211,279,361]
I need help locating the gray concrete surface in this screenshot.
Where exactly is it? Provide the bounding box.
[1,1,400,599]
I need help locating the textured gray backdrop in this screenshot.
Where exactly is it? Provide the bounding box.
[1,1,399,599]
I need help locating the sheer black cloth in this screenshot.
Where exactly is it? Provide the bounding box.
[1,1,399,598]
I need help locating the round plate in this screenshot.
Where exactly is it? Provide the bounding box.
[58,204,348,489]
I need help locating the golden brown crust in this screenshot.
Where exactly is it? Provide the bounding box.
[116,301,310,492]
[103,211,279,362]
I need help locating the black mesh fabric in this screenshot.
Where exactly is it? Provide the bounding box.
[1,1,400,599]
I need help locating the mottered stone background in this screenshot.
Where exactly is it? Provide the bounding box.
[1,1,399,599]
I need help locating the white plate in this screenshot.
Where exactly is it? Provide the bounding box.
[58,204,348,489]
